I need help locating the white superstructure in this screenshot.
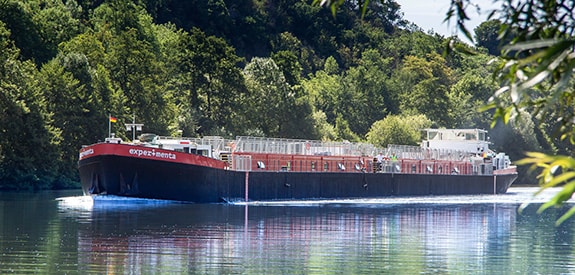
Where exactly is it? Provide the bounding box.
[421,128,490,154]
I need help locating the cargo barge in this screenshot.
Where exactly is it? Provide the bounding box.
[78,128,517,203]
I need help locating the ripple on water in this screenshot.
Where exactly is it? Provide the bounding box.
[6,186,574,274]
[230,187,568,207]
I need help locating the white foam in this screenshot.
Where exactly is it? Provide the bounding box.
[56,187,570,209]
[56,194,176,212]
[231,187,570,206]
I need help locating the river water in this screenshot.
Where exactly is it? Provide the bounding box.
[1,187,574,274]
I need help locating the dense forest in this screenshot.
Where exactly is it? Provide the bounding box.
[0,0,565,190]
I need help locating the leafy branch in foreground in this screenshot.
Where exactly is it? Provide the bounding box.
[517,152,575,225]
[445,0,575,223]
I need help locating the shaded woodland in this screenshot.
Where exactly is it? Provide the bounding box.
[0,0,561,189]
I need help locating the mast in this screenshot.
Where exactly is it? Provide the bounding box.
[125,114,144,142]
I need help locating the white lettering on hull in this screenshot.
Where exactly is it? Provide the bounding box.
[129,148,177,160]
[79,148,94,159]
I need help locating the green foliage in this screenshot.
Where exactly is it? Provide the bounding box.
[335,114,361,142]
[311,110,338,141]
[518,153,575,225]
[243,57,316,138]
[302,59,341,126]
[474,19,503,56]
[272,50,302,86]
[0,0,563,193]
[336,51,392,136]
[181,28,247,136]
[0,1,53,64]
[0,23,61,189]
[366,114,431,147]
[30,0,84,52]
[448,72,497,128]
[489,110,547,185]
[446,0,575,223]
[396,53,453,126]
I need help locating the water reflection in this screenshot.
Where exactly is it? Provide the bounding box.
[52,188,575,274]
[1,188,575,274]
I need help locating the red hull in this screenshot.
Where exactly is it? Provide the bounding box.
[78,143,518,202]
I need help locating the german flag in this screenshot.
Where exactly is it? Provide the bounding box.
[109,116,117,123]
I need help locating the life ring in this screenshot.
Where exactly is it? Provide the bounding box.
[305,142,310,151]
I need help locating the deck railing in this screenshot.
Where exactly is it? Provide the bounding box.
[386,144,473,161]
[154,134,482,164]
[156,136,231,152]
[233,136,377,156]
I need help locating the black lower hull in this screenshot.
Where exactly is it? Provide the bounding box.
[79,155,518,203]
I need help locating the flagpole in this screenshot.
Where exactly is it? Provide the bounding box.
[108,113,111,138]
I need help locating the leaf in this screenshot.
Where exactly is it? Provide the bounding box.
[359,0,369,19]
[517,42,572,90]
[478,102,496,112]
[516,151,549,162]
[556,205,575,226]
[510,85,520,103]
[503,39,560,52]
[502,106,513,124]
[541,171,575,188]
[492,86,509,99]
[537,180,575,214]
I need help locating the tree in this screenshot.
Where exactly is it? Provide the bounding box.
[311,110,338,141]
[0,21,61,189]
[181,28,247,136]
[361,0,405,34]
[0,1,53,64]
[58,32,126,140]
[366,114,431,147]
[243,57,316,138]
[335,49,393,136]
[272,50,302,87]
[448,72,497,129]
[395,53,453,126]
[272,32,319,76]
[30,0,84,57]
[302,57,342,127]
[93,1,174,134]
[474,19,502,56]
[39,56,86,186]
[490,110,547,186]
